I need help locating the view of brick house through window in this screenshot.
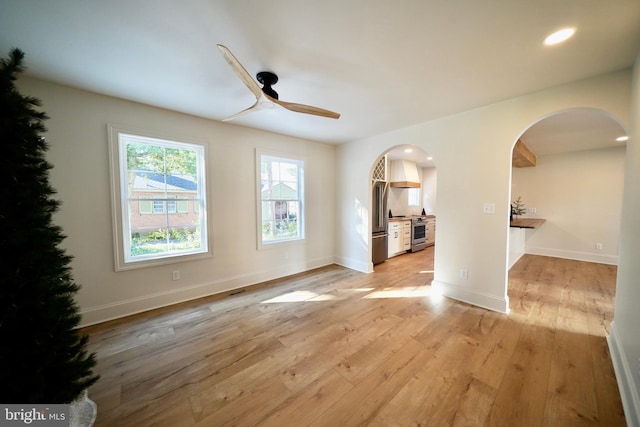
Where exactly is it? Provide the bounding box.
[115,132,208,264]
[259,152,304,244]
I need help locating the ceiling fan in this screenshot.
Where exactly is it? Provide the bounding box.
[217,44,340,121]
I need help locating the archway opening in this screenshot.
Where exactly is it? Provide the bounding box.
[369,144,437,272]
[507,107,627,307]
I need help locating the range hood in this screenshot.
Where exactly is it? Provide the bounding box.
[389,160,421,188]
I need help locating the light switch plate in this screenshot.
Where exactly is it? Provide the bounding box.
[483,203,496,214]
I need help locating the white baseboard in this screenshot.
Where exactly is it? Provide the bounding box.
[509,251,524,269]
[525,246,618,265]
[79,256,335,327]
[334,255,371,273]
[432,280,510,314]
[607,321,640,427]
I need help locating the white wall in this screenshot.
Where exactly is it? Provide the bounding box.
[18,77,337,326]
[512,146,625,265]
[421,167,437,215]
[17,64,639,424]
[336,70,631,313]
[608,52,640,427]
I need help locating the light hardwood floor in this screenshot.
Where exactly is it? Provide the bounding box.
[82,248,626,426]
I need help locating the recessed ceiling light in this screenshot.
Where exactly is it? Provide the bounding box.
[404,148,413,153]
[427,156,433,160]
[616,136,629,142]
[544,28,575,46]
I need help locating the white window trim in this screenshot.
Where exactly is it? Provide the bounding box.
[108,124,211,271]
[255,148,306,250]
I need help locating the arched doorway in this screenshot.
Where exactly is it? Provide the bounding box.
[370,144,436,270]
[507,107,627,282]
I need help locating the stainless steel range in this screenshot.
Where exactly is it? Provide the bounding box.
[410,216,427,252]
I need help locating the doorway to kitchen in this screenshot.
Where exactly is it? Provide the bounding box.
[370,144,437,271]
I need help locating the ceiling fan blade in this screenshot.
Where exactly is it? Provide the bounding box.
[217,44,263,100]
[265,94,341,119]
[222,99,262,121]
[218,44,340,120]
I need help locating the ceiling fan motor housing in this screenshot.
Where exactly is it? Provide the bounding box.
[256,71,279,99]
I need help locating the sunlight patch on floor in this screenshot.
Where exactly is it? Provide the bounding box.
[262,290,333,304]
[337,288,375,294]
[261,285,440,304]
[364,285,434,299]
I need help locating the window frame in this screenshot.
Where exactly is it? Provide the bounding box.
[256,149,306,249]
[108,125,211,271]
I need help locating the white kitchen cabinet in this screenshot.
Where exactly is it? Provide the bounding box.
[402,220,412,251]
[388,221,401,257]
[425,216,436,246]
[388,220,411,257]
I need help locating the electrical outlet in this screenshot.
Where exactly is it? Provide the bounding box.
[172,270,180,281]
[459,268,468,279]
[595,243,603,250]
[528,207,536,214]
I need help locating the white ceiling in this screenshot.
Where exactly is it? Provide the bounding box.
[1,0,638,157]
[386,145,434,169]
[387,107,629,168]
[519,108,628,156]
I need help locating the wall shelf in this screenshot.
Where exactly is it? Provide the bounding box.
[510,218,545,229]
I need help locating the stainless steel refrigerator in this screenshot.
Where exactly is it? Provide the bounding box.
[372,180,388,265]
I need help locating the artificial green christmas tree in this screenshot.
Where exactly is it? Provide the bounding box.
[0,48,99,403]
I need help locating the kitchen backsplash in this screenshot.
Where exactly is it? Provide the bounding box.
[388,187,423,217]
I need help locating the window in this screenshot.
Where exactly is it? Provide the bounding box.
[153,199,166,214]
[408,188,420,207]
[257,151,304,246]
[109,127,208,269]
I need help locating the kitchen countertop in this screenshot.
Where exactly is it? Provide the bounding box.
[510,218,546,228]
[389,217,410,222]
[388,215,435,222]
